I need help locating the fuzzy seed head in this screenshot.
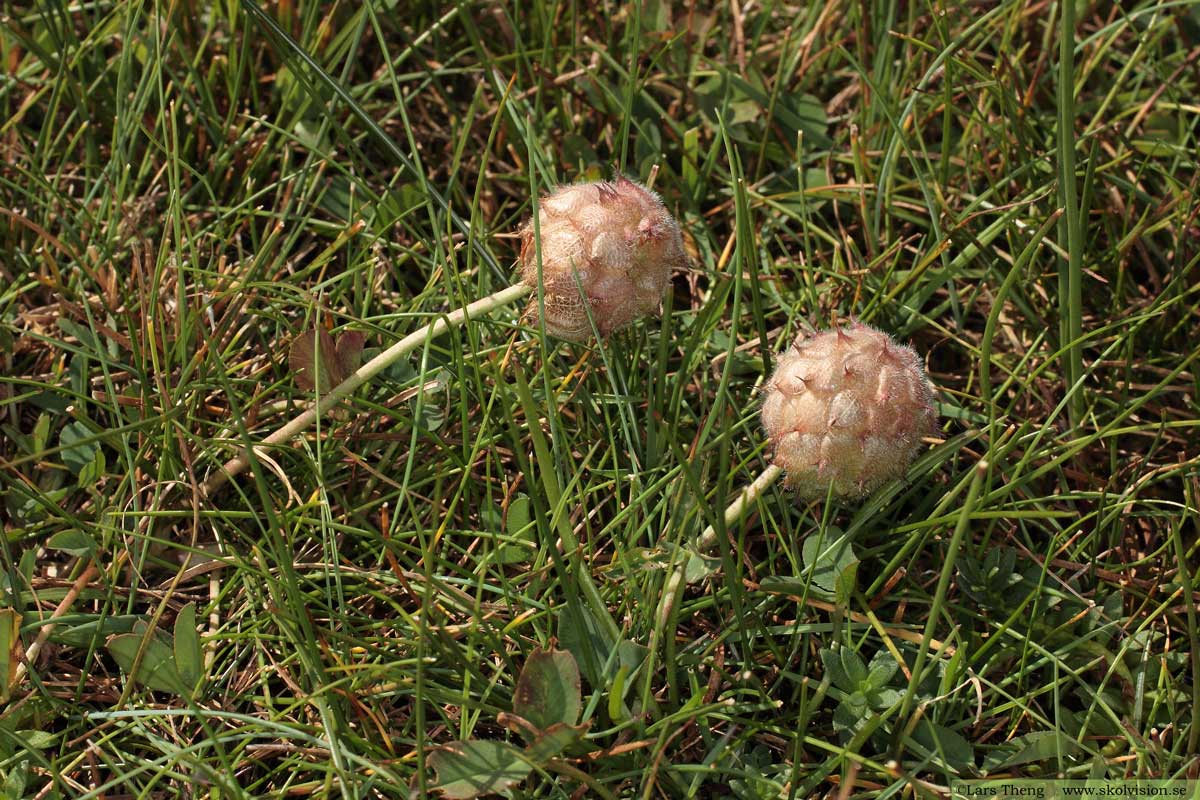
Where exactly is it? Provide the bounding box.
[519,176,687,341]
[761,323,937,500]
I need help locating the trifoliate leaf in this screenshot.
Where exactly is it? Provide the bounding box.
[289,328,364,392]
[105,623,188,695]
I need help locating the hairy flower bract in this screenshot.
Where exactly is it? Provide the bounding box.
[519,176,687,341]
[761,323,937,500]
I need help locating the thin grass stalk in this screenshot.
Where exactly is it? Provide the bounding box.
[1171,490,1200,754]
[1056,0,1085,428]
[895,459,988,732]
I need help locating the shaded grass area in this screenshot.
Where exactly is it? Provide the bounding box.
[1,0,1198,796]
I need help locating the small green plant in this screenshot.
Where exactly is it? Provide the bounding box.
[822,645,976,774]
[428,644,590,798]
[821,645,903,735]
[956,546,1033,611]
[104,602,204,699]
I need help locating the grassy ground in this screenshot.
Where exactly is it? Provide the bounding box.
[2,1,1199,797]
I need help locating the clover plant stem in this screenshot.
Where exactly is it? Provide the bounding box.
[202,282,533,497]
[696,464,784,553]
[656,464,783,638]
[13,557,99,686]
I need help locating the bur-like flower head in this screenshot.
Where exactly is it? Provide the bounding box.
[519,176,687,341]
[761,323,937,500]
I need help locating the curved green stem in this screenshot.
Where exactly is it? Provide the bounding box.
[202,282,532,497]
[655,464,784,636]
